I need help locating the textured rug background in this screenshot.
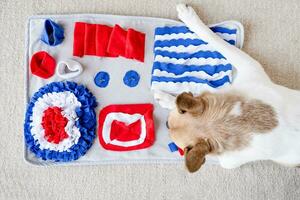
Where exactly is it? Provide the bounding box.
[0,0,300,199]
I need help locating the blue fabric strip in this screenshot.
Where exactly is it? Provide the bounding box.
[154,38,208,48]
[151,75,231,88]
[155,26,192,35]
[155,26,237,35]
[225,39,235,45]
[154,50,225,59]
[155,25,237,35]
[152,62,232,76]
[210,26,237,34]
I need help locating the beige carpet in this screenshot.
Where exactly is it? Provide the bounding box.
[1,0,300,199]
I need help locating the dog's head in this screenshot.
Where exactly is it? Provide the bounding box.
[167,92,219,172]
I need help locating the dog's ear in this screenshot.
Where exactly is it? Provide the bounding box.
[176,92,206,115]
[184,139,212,173]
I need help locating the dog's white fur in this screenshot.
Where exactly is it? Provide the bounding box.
[170,4,300,169]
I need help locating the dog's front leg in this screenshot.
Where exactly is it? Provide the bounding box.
[176,4,271,85]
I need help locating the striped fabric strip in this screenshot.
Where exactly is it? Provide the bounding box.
[154,50,225,59]
[151,22,240,96]
[152,75,231,88]
[152,62,232,76]
[154,38,207,48]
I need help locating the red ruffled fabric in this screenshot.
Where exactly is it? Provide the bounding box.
[30,51,56,79]
[41,106,69,144]
[73,22,145,62]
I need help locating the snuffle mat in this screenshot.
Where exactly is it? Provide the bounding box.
[24,14,244,165]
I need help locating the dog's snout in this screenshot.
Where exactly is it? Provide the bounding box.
[166,121,169,129]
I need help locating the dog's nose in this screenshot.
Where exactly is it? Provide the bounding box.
[166,121,169,129]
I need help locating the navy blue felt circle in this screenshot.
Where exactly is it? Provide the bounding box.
[94,71,110,88]
[123,70,140,87]
[24,81,97,162]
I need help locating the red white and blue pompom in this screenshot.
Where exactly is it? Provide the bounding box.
[24,81,97,162]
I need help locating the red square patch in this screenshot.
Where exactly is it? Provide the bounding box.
[98,104,155,151]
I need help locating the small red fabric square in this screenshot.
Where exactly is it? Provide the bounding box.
[84,23,97,55]
[110,120,141,141]
[107,24,127,57]
[98,104,155,151]
[73,22,86,57]
[95,24,117,57]
[125,28,145,62]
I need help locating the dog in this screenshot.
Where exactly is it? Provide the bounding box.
[166,4,300,172]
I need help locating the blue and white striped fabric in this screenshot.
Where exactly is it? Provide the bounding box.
[151,21,243,96]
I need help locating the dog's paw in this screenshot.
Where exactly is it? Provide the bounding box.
[154,91,176,109]
[176,4,198,23]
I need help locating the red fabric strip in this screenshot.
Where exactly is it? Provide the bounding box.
[125,28,145,62]
[107,24,127,57]
[95,24,117,57]
[73,22,86,57]
[84,23,97,55]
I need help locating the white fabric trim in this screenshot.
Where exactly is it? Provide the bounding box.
[154,55,229,66]
[154,44,218,53]
[30,91,82,152]
[155,32,199,41]
[155,32,236,43]
[152,69,232,81]
[151,81,230,96]
[102,112,146,147]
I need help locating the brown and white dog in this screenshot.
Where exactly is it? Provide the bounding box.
[166,4,300,172]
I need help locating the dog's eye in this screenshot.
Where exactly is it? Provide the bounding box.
[178,109,186,114]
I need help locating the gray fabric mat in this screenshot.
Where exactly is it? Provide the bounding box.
[0,0,299,199]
